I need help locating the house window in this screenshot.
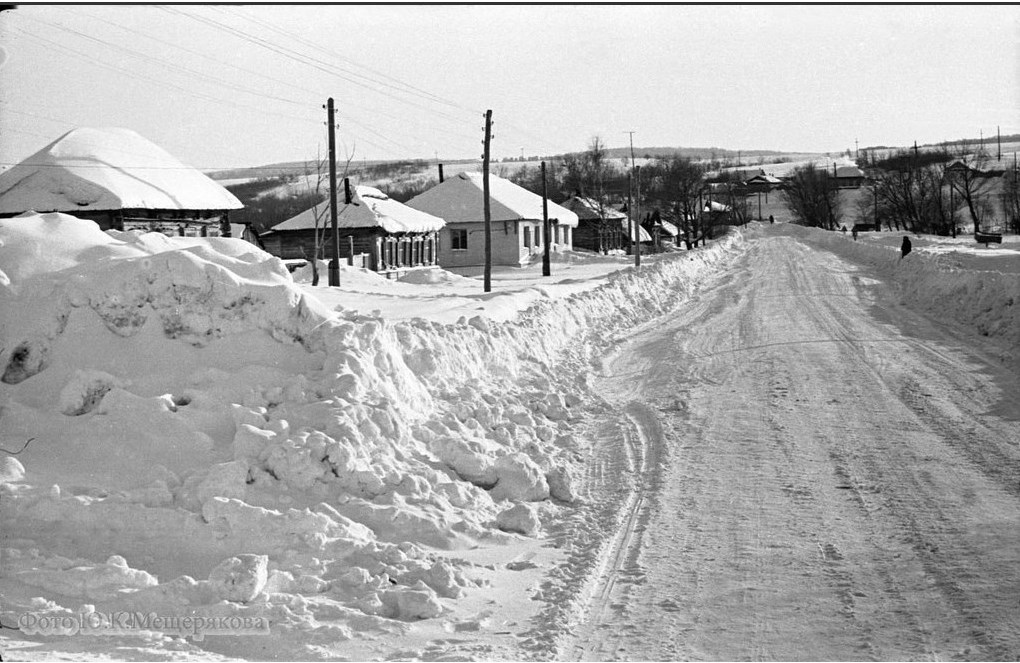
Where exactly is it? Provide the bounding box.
[451,228,468,250]
[524,226,532,248]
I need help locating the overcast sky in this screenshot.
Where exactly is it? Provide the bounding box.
[1,4,1017,171]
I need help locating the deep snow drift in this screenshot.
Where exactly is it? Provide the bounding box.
[1,215,1016,660]
[0,212,746,660]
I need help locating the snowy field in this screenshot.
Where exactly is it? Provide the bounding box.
[1,213,1017,660]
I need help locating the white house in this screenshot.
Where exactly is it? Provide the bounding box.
[405,172,578,270]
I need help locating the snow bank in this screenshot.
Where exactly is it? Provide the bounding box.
[767,224,1020,353]
[1,211,746,656]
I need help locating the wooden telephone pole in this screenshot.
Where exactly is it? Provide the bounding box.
[624,131,636,259]
[326,97,340,287]
[542,161,551,277]
[482,110,493,293]
[634,165,641,268]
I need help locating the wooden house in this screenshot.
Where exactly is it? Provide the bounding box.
[0,128,242,237]
[405,172,578,270]
[744,172,783,193]
[261,183,445,277]
[832,165,865,188]
[560,195,631,254]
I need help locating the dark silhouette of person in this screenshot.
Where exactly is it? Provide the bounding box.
[852,227,858,241]
[769,215,774,224]
[901,236,912,259]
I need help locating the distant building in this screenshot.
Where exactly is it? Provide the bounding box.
[832,164,865,188]
[406,172,578,270]
[262,183,445,276]
[0,127,243,237]
[560,195,630,254]
[744,172,783,193]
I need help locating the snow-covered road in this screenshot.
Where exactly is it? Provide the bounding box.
[566,234,1020,660]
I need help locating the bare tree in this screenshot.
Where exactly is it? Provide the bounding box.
[300,148,356,285]
[782,163,841,230]
[647,154,706,249]
[1004,166,1020,234]
[563,136,622,252]
[946,145,995,233]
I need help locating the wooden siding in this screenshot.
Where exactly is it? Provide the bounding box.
[262,227,440,273]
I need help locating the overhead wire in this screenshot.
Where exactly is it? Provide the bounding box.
[18,13,315,111]
[9,24,321,130]
[224,5,483,115]
[7,6,568,167]
[18,9,444,160]
[159,6,478,129]
[153,5,484,151]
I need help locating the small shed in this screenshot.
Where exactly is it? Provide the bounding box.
[0,127,242,237]
[560,195,630,254]
[406,172,578,269]
[261,184,445,276]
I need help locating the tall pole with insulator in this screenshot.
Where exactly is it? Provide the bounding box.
[326,97,340,286]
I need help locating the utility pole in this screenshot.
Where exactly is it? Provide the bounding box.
[627,171,634,257]
[482,109,493,293]
[634,165,641,268]
[997,125,1001,161]
[624,131,637,259]
[326,97,340,287]
[541,161,551,277]
[855,138,859,159]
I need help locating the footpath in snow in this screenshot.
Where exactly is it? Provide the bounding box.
[0,212,745,660]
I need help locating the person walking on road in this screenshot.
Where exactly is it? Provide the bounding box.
[769,215,774,225]
[900,235,912,260]
[852,227,859,241]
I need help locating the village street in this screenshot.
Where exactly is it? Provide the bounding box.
[564,231,1020,661]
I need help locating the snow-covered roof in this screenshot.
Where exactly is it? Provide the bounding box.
[704,200,731,213]
[0,128,243,214]
[267,185,445,235]
[834,165,865,178]
[659,220,679,236]
[406,172,579,228]
[746,173,783,184]
[560,196,628,222]
[617,218,652,242]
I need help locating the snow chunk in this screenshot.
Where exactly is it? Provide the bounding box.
[495,503,541,537]
[0,457,26,483]
[58,369,125,415]
[207,554,268,603]
[15,557,158,600]
[490,452,549,502]
[379,581,444,620]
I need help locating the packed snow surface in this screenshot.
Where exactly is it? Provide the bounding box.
[1,213,1016,660]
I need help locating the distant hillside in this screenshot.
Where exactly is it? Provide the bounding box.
[864,133,1020,151]
[208,158,478,182]
[208,146,819,181]
[600,146,812,161]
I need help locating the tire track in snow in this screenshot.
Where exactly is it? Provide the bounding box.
[559,235,1020,661]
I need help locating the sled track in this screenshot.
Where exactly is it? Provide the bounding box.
[562,401,664,661]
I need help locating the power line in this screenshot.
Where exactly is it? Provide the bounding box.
[61,7,326,103]
[159,6,477,130]
[8,25,322,128]
[19,14,314,111]
[225,6,482,116]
